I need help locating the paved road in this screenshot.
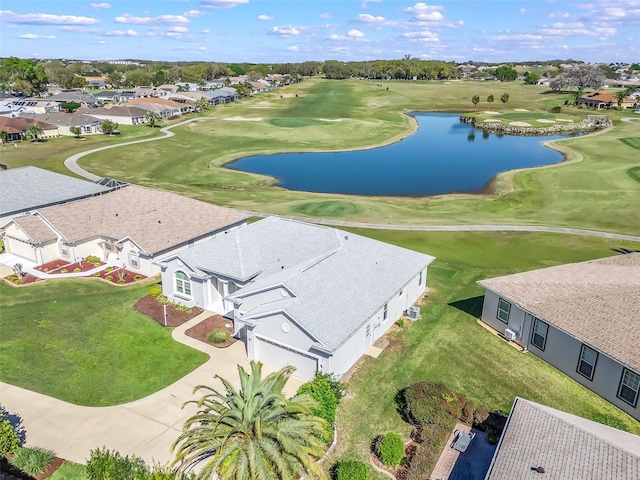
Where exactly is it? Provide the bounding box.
[0,312,303,466]
[64,118,204,181]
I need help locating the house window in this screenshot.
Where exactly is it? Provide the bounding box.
[418,271,423,286]
[175,271,191,297]
[577,345,598,380]
[60,244,69,257]
[618,369,640,406]
[497,298,510,323]
[366,324,371,336]
[83,126,91,133]
[531,318,548,351]
[129,251,139,268]
[383,303,388,321]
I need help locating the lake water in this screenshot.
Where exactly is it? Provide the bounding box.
[227,112,572,196]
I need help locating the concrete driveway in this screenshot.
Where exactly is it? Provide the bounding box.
[0,311,304,466]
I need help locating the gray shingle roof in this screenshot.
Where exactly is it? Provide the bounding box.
[176,217,435,351]
[20,112,102,127]
[478,253,640,372]
[0,167,109,219]
[486,398,640,479]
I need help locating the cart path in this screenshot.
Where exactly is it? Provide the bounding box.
[63,117,640,243]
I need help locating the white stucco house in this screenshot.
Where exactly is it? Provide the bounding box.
[478,253,640,421]
[1,185,248,277]
[158,217,435,380]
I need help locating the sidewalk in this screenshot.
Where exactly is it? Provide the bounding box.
[0,311,303,466]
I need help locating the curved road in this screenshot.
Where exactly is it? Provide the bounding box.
[64,117,640,243]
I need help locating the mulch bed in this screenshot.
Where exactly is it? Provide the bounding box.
[185,315,237,347]
[0,455,64,480]
[3,274,42,286]
[36,259,104,274]
[93,268,146,285]
[134,295,203,327]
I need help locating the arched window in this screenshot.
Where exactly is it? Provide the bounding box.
[175,271,191,297]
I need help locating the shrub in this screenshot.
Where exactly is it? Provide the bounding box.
[550,106,562,113]
[208,328,231,344]
[149,286,162,297]
[105,275,113,281]
[105,266,115,272]
[335,460,369,480]
[403,382,462,429]
[298,373,338,443]
[473,405,491,427]
[94,272,101,277]
[134,275,142,281]
[74,268,81,273]
[312,371,346,401]
[0,418,20,457]
[405,443,440,480]
[461,400,476,424]
[117,279,126,284]
[85,446,149,480]
[396,318,405,328]
[10,446,55,476]
[93,262,101,267]
[376,432,404,468]
[60,268,68,273]
[85,255,100,263]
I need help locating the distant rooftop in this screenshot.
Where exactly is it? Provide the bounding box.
[0,166,109,220]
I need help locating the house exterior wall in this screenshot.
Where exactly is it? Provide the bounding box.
[480,289,640,421]
[36,239,60,264]
[68,235,104,263]
[5,235,38,262]
[88,113,144,125]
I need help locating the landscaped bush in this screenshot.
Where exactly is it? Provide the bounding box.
[105,266,115,272]
[474,410,509,444]
[397,318,405,328]
[74,268,82,273]
[0,417,20,457]
[404,443,440,480]
[335,460,369,480]
[404,382,462,429]
[85,446,149,480]
[117,279,126,284]
[472,405,491,427]
[10,446,55,476]
[85,255,100,264]
[105,275,113,281]
[208,328,231,344]
[134,275,142,281]
[376,432,404,468]
[298,372,340,443]
[460,399,476,424]
[550,106,562,113]
[156,295,191,313]
[60,268,68,273]
[149,286,162,297]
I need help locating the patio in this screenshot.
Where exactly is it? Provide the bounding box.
[430,423,496,480]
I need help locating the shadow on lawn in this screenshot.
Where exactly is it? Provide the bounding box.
[448,295,484,319]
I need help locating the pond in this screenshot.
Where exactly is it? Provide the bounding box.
[227,112,574,196]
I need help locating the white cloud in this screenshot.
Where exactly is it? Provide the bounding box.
[168,26,189,33]
[0,10,100,25]
[90,2,111,9]
[520,8,526,14]
[114,13,189,25]
[415,11,444,22]
[197,46,206,50]
[549,11,570,19]
[202,29,210,34]
[145,31,157,37]
[329,34,347,40]
[105,29,138,36]
[183,10,202,18]
[18,33,56,39]
[269,25,300,36]
[347,29,365,38]
[200,0,249,8]
[257,14,273,21]
[403,3,444,14]
[356,13,385,24]
[319,13,332,19]
[97,38,106,44]
[403,29,439,41]
[287,45,299,51]
[59,26,99,33]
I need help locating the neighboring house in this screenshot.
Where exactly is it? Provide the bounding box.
[128,97,188,116]
[131,86,156,98]
[1,185,248,277]
[200,88,240,105]
[0,166,109,221]
[19,112,103,136]
[77,105,147,125]
[577,91,637,109]
[203,80,226,90]
[478,254,640,421]
[158,217,435,380]
[48,91,101,107]
[84,77,106,88]
[127,102,179,120]
[175,82,200,92]
[485,397,640,479]
[7,99,60,114]
[250,82,269,94]
[94,91,139,103]
[155,84,179,94]
[0,117,59,142]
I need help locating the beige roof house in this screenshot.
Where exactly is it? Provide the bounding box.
[478,254,640,372]
[27,185,247,255]
[485,397,640,479]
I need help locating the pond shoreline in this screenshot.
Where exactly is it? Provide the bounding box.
[459,114,613,136]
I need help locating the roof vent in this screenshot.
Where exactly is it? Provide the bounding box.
[531,467,545,474]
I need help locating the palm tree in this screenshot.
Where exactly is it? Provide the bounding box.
[25,123,44,142]
[145,111,161,128]
[472,95,480,107]
[196,97,209,112]
[172,362,327,480]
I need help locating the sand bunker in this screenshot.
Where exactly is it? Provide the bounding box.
[537,119,556,124]
[514,108,530,112]
[224,116,263,122]
[318,118,344,122]
[484,111,500,115]
[557,119,574,122]
[509,121,532,127]
[484,119,503,123]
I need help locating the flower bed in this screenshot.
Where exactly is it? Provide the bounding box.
[4,273,42,286]
[185,315,236,347]
[134,294,202,326]
[36,259,104,274]
[94,268,146,285]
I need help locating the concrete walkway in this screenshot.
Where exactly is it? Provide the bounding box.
[0,311,303,466]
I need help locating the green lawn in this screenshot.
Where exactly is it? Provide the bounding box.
[0,279,208,406]
[48,461,87,480]
[325,229,640,478]
[3,79,639,235]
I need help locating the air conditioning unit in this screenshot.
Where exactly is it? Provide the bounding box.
[406,306,421,320]
[505,328,517,342]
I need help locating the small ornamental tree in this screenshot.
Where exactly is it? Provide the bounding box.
[0,417,21,457]
[487,94,495,106]
[472,95,480,107]
[376,432,404,468]
[60,101,81,113]
[101,119,118,135]
[500,92,509,106]
[298,372,338,443]
[335,460,369,480]
[70,126,81,138]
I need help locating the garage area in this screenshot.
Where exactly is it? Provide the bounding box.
[254,335,318,380]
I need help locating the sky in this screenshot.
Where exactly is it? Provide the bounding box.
[1,1,638,64]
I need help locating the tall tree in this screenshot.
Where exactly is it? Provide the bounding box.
[171,362,327,480]
[472,95,480,107]
[25,123,44,142]
[494,65,518,82]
